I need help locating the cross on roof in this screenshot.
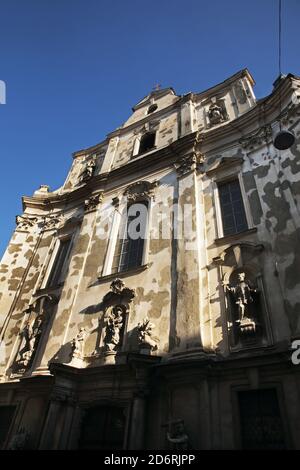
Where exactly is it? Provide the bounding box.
[153,83,161,91]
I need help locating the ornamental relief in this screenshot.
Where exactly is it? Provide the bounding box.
[213,242,273,349]
[64,279,159,368]
[123,180,158,202]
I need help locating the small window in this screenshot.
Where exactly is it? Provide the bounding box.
[139,132,155,154]
[238,389,286,449]
[47,238,72,288]
[147,104,158,114]
[111,201,148,274]
[218,180,248,236]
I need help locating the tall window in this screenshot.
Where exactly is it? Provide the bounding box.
[218,179,248,236]
[238,389,286,449]
[47,238,72,288]
[139,132,155,154]
[111,201,148,274]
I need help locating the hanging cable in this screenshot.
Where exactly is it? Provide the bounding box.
[273,0,295,150]
[278,0,282,130]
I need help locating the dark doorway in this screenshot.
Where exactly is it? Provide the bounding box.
[238,389,286,449]
[78,405,126,450]
[0,406,16,449]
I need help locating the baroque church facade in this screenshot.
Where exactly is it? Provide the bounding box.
[1,69,300,449]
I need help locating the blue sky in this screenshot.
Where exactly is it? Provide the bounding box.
[0,0,299,257]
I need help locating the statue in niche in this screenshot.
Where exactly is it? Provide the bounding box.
[103,306,124,352]
[16,313,44,369]
[71,327,88,359]
[223,271,258,335]
[79,157,96,183]
[208,101,227,126]
[166,419,191,451]
[138,317,158,353]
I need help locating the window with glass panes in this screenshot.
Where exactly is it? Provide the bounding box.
[218,179,248,236]
[111,201,148,274]
[47,238,72,288]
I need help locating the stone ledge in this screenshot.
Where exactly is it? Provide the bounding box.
[214,227,257,246]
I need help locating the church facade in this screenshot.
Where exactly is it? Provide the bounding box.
[1,69,300,449]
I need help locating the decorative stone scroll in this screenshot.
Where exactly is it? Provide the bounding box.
[174,152,204,177]
[124,180,158,202]
[16,215,38,232]
[84,192,104,213]
[239,125,273,150]
[42,214,64,231]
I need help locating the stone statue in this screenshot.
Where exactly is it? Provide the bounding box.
[71,327,88,359]
[17,319,39,369]
[138,317,158,352]
[79,157,96,183]
[8,427,30,450]
[223,272,257,323]
[166,419,190,450]
[208,101,227,126]
[104,306,124,352]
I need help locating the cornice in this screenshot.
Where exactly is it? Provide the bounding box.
[22,133,197,212]
[192,68,255,102]
[21,74,300,213]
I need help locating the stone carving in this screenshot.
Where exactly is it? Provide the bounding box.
[102,279,135,305]
[84,192,103,212]
[239,125,273,150]
[7,427,30,450]
[223,272,258,334]
[71,327,88,359]
[124,180,158,202]
[138,317,158,353]
[166,419,190,450]
[15,295,57,371]
[16,215,38,231]
[234,81,248,104]
[174,152,204,177]
[207,100,228,127]
[79,156,97,183]
[97,279,135,362]
[43,214,64,230]
[103,306,125,352]
[16,316,43,370]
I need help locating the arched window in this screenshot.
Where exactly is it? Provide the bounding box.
[139,132,156,154]
[111,201,148,274]
[147,104,158,114]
